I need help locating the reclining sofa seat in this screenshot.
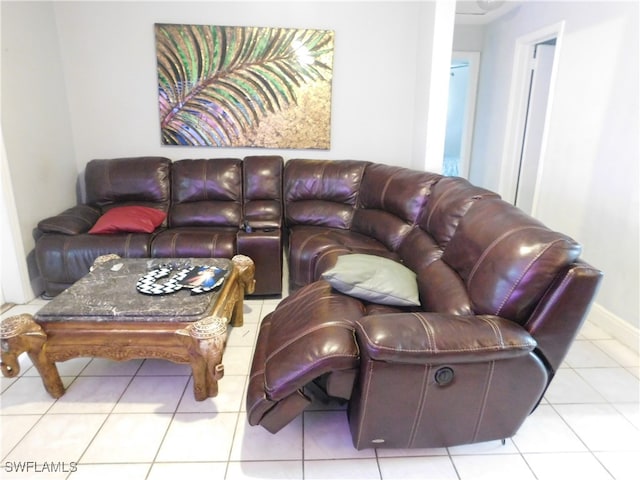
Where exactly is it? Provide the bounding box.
[247,159,602,450]
[35,156,171,296]
[34,155,283,297]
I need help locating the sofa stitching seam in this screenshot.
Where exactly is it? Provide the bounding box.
[495,238,566,316]
[523,265,581,331]
[264,351,360,398]
[355,323,532,354]
[467,225,534,289]
[480,316,505,348]
[472,361,495,442]
[265,322,355,363]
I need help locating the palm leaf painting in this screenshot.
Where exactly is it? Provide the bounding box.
[155,24,334,148]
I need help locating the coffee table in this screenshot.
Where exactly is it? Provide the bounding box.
[0,255,255,401]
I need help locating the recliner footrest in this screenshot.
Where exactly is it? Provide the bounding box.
[246,281,364,432]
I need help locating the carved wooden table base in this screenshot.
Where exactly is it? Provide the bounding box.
[0,255,255,401]
[1,314,65,398]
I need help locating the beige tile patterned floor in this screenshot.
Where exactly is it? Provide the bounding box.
[1,297,638,479]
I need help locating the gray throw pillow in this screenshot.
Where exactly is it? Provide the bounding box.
[321,254,420,306]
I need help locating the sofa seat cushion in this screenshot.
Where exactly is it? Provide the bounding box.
[35,232,151,287]
[288,225,395,289]
[150,227,237,258]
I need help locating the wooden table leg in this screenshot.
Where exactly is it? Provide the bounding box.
[1,314,65,398]
[176,316,227,400]
[230,255,255,327]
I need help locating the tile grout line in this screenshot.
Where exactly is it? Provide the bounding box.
[70,359,142,477]
[224,299,265,480]
[510,423,542,480]
[144,367,193,480]
[446,446,463,480]
[2,363,86,467]
[1,303,638,479]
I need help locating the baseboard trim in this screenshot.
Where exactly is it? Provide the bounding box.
[588,302,639,353]
[1,303,16,315]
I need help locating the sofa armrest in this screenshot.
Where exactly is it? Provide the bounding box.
[37,205,101,235]
[355,312,536,365]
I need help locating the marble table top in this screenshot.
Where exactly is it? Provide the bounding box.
[36,258,232,323]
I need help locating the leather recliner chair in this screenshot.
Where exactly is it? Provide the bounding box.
[246,159,603,449]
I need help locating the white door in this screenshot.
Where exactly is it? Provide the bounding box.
[514,42,556,215]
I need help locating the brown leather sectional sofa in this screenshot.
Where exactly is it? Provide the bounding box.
[34,155,284,297]
[247,159,603,449]
[34,156,602,450]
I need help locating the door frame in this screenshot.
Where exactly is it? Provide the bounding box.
[450,51,480,179]
[1,127,32,304]
[498,22,565,209]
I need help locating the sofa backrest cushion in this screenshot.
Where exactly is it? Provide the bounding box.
[243,155,283,229]
[169,158,242,227]
[85,157,171,212]
[441,198,582,324]
[398,227,474,315]
[394,176,500,315]
[284,159,369,229]
[420,176,500,248]
[351,164,440,251]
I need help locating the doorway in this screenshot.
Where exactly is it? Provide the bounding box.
[499,22,564,215]
[443,51,480,178]
[514,39,557,214]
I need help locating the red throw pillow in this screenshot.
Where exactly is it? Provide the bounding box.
[89,206,166,234]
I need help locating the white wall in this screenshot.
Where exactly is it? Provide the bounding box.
[51,1,439,176]
[2,0,445,297]
[452,23,484,51]
[470,1,639,336]
[5,0,635,342]
[1,129,31,303]
[1,0,78,301]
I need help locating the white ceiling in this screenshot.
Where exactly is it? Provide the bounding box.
[455,1,520,24]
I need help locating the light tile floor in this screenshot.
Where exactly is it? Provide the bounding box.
[1,298,638,479]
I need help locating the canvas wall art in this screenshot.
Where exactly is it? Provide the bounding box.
[155,24,334,149]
